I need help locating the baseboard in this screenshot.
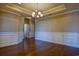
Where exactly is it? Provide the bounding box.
[0,32,24,47]
[35,32,79,48]
[26,37,35,39]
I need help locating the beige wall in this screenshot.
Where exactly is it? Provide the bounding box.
[0,11,24,32]
[35,12,79,48]
[36,12,79,32]
[0,11,24,47]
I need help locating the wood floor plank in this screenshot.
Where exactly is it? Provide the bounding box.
[0,38,79,56]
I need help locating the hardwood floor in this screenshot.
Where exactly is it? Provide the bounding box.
[0,38,79,56]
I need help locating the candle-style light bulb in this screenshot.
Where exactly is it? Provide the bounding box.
[32,12,35,15]
[40,14,43,17]
[35,10,38,12]
[38,12,41,15]
[37,15,39,18]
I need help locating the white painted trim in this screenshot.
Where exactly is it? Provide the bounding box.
[6,4,32,16]
[0,32,24,47]
[43,4,66,15]
[37,8,79,22]
[51,9,79,17]
[35,32,79,48]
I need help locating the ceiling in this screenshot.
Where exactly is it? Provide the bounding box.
[19,3,61,12]
[0,3,79,18]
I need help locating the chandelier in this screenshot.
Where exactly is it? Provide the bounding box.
[32,10,43,18]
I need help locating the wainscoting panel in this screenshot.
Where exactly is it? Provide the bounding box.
[0,32,24,47]
[35,32,79,48]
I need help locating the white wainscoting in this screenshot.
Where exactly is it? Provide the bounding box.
[35,32,79,48]
[0,32,24,47]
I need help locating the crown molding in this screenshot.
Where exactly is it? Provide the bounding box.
[43,4,66,16]
[0,8,22,17]
[0,4,32,17]
[36,8,79,23]
[6,4,32,16]
[48,8,79,18]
